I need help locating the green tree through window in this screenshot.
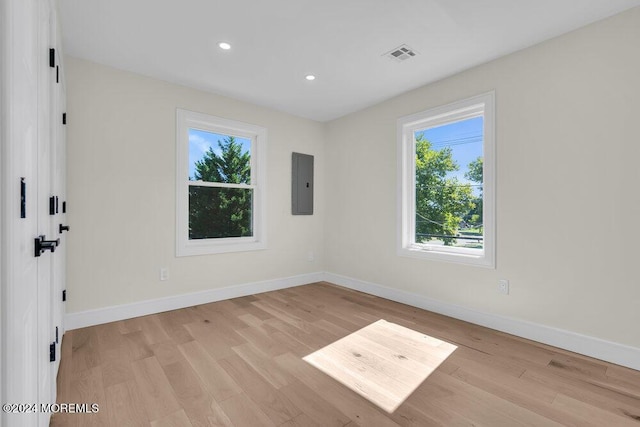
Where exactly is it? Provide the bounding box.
[464,156,483,233]
[415,134,475,246]
[189,136,253,239]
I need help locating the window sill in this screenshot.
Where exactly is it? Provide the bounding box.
[176,239,266,257]
[398,246,494,268]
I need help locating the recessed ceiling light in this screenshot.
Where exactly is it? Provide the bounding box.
[218,42,231,50]
[305,74,316,81]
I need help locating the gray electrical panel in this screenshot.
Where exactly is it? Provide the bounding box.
[292,152,314,215]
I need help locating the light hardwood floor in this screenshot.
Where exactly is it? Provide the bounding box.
[52,282,640,426]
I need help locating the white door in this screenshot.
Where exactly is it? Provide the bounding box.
[1,0,64,426]
[36,0,56,424]
[49,10,68,388]
[1,0,43,425]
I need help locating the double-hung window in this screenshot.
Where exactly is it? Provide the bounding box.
[176,109,267,256]
[398,92,495,267]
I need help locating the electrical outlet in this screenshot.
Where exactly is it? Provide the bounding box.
[498,279,509,295]
[160,268,169,281]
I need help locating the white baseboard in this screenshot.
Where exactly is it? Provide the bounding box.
[324,272,640,371]
[65,272,325,330]
[64,270,640,371]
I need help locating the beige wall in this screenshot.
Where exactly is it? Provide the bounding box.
[65,57,325,312]
[325,8,640,348]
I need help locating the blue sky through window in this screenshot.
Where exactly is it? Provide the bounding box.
[188,128,251,180]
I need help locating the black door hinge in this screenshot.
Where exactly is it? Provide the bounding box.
[62,290,66,302]
[49,196,55,215]
[20,178,26,218]
[55,327,59,344]
[56,65,59,83]
[62,113,66,125]
[62,201,67,213]
[49,342,56,362]
[49,48,55,68]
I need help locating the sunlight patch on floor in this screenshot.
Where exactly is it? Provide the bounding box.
[303,319,457,413]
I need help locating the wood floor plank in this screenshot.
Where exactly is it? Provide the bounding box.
[160,358,236,427]
[520,365,640,420]
[104,380,149,427]
[278,412,323,427]
[263,317,329,352]
[70,327,102,373]
[54,283,640,427]
[178,340,242,402]
[138,314,172,345]
[395,399,473,426]
[155,309,196,345]
[551,393,639,426]
[122,330,154,361]
[131,356,182,422]
[67,366,110,427]
[217,393,276,427]
[218,354,301,424]
[232,342,295,389]
[278,379,352,427]
[151,340,187,367]
[56,332,73,399]
[235,324,291,357]
[150,409,194,427]
[237,313,264,328]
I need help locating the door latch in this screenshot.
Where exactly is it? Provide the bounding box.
[34,235,60,257]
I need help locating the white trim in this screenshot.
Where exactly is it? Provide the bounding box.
[64,271,640,370]
[64,272,324,330]
[323,272,640,371]
[176,109,267,256]
[397,91,496,268]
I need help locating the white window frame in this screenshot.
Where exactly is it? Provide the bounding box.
[176,109,267,256]
[397,92,495,268]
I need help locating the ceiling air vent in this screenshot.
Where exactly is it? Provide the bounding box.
[384,44,418,62]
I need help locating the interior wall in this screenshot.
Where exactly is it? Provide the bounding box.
[65,57,325,313]
[324,8,640,348]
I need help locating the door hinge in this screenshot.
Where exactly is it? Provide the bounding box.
[62,113,66,125]
[20,178,26,218]
[62,201,67,213]
[49,342,56,362]
[62,290,66,302]
[49,48,55,68]
[56,65,59,83]
[55,327,59,344]
[49,196,55,215]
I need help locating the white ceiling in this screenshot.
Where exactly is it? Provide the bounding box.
[59,0,640,122]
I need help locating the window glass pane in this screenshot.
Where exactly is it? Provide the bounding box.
[414,116,484,250]
[189,128,251,184]
[189,186,253,239]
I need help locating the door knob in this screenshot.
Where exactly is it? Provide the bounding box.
[34,235,60,257]
[59,224,70,233]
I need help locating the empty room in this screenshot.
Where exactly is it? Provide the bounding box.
[2,0,640,426]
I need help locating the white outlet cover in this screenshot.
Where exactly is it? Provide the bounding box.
[498,279,509,295]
